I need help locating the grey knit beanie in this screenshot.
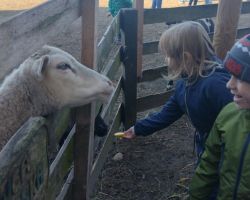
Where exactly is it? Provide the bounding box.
[224,34,250,83]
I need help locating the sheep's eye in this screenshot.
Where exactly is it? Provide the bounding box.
[57,63,71,70]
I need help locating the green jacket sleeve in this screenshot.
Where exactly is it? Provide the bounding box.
[189,122,223,199]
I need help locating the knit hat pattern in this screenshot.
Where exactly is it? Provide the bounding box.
[223,34,250,83]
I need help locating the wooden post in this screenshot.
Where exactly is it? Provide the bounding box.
[213,0,242,59]
[73,0,96,199]
[120,9,138,130]
[133,0,144,79]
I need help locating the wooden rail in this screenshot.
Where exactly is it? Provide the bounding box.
[97,15,120,72]
[143,27,250,55]
[0,117,48,199]
[120,9,138,130]
[144,2,250,24]
[89,104,122,192]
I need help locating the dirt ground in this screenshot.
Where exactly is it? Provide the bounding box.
[1,1,250,199]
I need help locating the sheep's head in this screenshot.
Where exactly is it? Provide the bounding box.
[28,45,114,107]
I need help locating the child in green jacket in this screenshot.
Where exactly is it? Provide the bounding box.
[189,34,250,199]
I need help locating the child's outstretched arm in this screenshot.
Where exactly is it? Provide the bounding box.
[134,93,184,136]
[189,123,222,199]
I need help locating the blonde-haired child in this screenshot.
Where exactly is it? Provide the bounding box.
[123,21,233,161]
[159,21,216,81]
[190,34,250,199]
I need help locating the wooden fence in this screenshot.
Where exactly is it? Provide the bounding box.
[1,1,250,200]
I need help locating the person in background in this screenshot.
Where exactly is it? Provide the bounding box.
[189,34,250,199]
[189,0,212,6]
[108,0,132,17]
[123,21,233,162]
[189,0,198,6]
[152,0,163,8]
[205,0,212,5]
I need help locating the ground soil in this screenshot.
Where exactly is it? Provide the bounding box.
[1,1,250,200]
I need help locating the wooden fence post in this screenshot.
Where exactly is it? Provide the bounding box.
[120,9,138,130]
[213,0,242,59]
[133,0,144,79]
[74,0,96,199]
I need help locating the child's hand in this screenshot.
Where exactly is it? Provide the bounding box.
[123,126,136,139]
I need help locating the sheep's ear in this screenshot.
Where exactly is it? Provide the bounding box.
[34,55,49,81]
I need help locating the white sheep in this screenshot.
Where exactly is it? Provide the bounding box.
[0,45,114,150]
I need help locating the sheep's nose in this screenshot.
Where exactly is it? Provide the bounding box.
[107,79,114,87]
[101,75,115,90]
[107,80,112,86]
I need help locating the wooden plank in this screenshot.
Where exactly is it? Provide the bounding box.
[102,76,122,122]
[133,0,144,78]
[46,108,72,161]
[205,1,250,14]
[143,40,159,55]
[95,75,121,127]
[144,2,250,24]
[143,27,250,55]
[120,9,138,129]
[101,46,122,79]
[0,117,48,200]
[0,0,79,82]
[143,37,215,55]
[144,4,218,24]
[56,168,74,200]
[47,125,75,200]
[241,1,250,14]
[136,90,174,112]
[140,65,167,82]
[74,106,92,200]
[96,14,120,72]
[73,0,96,199]
[213,0,242,59]
[144,2,250,25]
[237,27,250,39]
[89,105,122,194]
[94,76,122,139]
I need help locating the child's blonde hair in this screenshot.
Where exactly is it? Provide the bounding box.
[159,21,217,81]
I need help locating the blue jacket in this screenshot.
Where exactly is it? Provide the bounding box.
[134,66,233,157]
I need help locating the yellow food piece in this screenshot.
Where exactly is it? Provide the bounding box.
[114,132,125,137]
